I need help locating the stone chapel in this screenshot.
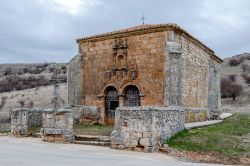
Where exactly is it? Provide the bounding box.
[68,24,223,125]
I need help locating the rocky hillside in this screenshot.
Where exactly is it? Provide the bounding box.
[0,63,67,93]
[220,53,250,113]
[0,63,67,77]
[0,63,68,118]
[0,83,68,117]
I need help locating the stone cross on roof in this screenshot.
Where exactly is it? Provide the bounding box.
[141,14,146,25]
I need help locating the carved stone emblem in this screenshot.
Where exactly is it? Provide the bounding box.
[116,70,124,81]
[130,70,137,80]
[104,71,112,82]
[113,38,128,49]
[103,38,139,83]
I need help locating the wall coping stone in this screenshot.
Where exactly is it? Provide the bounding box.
[118,106,185,112]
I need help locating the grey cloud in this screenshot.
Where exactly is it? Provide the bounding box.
[0,0,249,63]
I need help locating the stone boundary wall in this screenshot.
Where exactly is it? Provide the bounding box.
[0,116,11,132]
[185,108,222,123]
[111,106,185,152]
[185,108,210,123]
[69,105,101,124]
[41,108,74,143]
[11,108,43,136]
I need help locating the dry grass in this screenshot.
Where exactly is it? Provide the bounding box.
[73,124,113,136]
[166,114,250,165]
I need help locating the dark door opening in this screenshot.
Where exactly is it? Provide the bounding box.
[105,87,119,125]
[124,85,140,107]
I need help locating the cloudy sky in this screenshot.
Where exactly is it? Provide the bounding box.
[0,0,249,63]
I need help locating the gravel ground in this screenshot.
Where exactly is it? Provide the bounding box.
[0,136,223,166]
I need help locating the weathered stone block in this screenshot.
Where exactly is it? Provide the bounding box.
[41,108,74,143]
[139,138,151,147]
[11,108,43,137]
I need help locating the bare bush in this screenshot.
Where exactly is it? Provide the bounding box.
[4,67,13,76]
[245,76,250,84]
[229,75,236,82]
[230,83,243,100]
[18,100,25,108]
[51,74,67,83]
[241,73,248,79]
[0,96,7,110]
[228,58,241,66]
[221,77,243,100]
[27,101,34,108]
[241,64,250,72]
[221,78,232,98]
[0,75,50,93]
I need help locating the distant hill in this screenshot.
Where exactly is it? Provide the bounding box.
[0,63,66,77]
[0,83,67,117]
[220,53,250,113]
[0,63,67,93]
[0,63,68,117]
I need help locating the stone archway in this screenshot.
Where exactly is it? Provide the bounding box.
[105,86,119,125]
[124,85,140,107]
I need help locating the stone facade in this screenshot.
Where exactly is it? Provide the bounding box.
[68,24,223,124]
[111,106,185,152]
[40,108,74,143]
[11,108,43,137]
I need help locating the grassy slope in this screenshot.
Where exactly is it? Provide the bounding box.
[166,114,250,162]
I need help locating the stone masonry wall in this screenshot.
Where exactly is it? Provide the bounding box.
[111,106,185,152]
[79,32,166,106]
[11,108,43,136]
[68,53,83,106]
[0,116,11,132]
[41,109,74,143]
[180,34,210,109]
[42,109,73,130]
[70,106,100,124]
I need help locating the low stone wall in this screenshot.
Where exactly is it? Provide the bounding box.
[70,105,100,124]
[0,116,11,132]
[111,106,185,152]
[11,108,43,136]
[185,108,222,123]
[41,108,74,143]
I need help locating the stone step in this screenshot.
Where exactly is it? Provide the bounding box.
[74,140,110,147]
[75,135,111,142]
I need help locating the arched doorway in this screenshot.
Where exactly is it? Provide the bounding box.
[124,85,140,107]
[105,86,119,125]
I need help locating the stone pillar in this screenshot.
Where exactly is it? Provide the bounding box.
[11,108,43,137]
[164,31,183,106]
[118,95,125,107]
[208,58,222,118]
[97,96,106,124]
[67,53,83,106]
[41,108,74,143]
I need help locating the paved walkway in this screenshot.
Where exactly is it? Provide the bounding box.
[185,120,223,130]
[0,137,223,166]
